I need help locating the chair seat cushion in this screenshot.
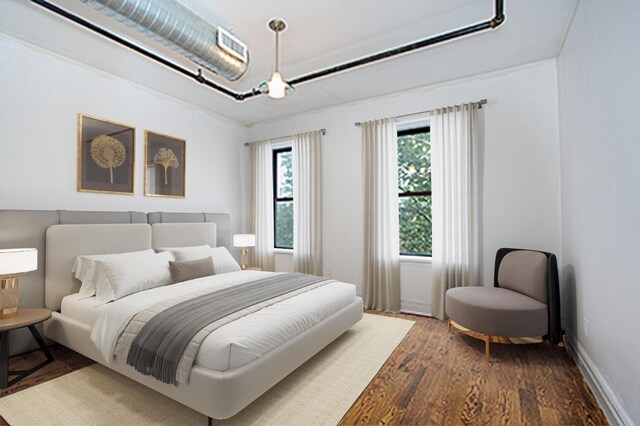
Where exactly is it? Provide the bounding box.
[446,287,548,337]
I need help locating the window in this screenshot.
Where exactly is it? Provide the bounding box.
[273,147,293,249]
[398,126,432,256]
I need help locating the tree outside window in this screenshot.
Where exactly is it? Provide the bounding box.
[398,127,432,256]
[273,147,293,249]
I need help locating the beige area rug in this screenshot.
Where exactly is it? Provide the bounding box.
[0,313,414,426]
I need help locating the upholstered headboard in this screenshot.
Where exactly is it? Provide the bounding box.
[147,212,230,248]
[151,223,216,249]
[45,224,152,311]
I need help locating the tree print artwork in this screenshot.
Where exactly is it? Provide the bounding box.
[154,147,179,185]
[90,134,126,184]
[144,131,185,198]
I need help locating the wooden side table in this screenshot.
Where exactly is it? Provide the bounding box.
[0,308,54,389]
[244,267,263,271]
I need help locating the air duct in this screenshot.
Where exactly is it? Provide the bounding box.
[80,0,249,81]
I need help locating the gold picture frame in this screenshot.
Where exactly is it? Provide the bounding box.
[77,113,136,195]
[144,130,186,198]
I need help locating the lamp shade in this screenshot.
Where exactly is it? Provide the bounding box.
[267,71,286,99]
[233,234,256,248]
[0,248,38,275]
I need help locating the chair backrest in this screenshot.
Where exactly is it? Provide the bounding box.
[497,250,548,304]
[494,247,562,344]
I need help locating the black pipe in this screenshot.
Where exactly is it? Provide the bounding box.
[495,0,505,24]
[289,21,492,86]
[30,0,505,102]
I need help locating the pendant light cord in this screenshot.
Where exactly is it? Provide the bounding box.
[275,29,280,73]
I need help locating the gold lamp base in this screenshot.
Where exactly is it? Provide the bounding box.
[240,248,249,270]
[0,277,19,319]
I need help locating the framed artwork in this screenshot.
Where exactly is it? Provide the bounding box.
[145,130,186,198]
[77,114,135,195]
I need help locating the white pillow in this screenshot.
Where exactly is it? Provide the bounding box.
[156,245,211,261]
[209,247,242,274]
[93,251,175,306]
[72,249,155,298]
[170,246,241,274]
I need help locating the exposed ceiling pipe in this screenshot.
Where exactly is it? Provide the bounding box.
[288,1,505,87]
[30,0,505,101]
[80,0,249,81]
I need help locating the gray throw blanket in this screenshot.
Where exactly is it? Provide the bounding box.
[126,273,328,385]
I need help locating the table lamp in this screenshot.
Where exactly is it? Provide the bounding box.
[0,248,38,319]
[233,234,256,270]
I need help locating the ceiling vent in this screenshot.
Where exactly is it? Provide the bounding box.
[217,26,248,64]
[80,0,249,81]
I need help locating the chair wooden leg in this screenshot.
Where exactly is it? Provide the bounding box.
[448,318,452,333]
[485,335,490,363]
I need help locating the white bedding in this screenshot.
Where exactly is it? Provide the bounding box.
[62,270,359,372]
[61,293,105,325]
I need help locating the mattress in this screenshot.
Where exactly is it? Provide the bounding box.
[62,270,359,372]
[60,293,105,325]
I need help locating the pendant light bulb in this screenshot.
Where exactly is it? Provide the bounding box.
[268,71,286,99]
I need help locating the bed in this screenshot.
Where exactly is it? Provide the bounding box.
[43,222,363,420]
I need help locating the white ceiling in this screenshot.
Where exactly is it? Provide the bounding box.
[2,0,577,126]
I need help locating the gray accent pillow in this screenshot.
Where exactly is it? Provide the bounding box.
[164,246,241,274]
[169,257,215,283]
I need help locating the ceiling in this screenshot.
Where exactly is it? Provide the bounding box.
[1,0,577,126]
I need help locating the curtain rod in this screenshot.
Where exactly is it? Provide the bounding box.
[353,99,487,127]
[244,129,326,146]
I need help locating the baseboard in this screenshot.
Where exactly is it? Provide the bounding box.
[400,300,429,316]
[565,333,633,426]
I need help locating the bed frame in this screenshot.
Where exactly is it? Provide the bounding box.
[42,223,363,420]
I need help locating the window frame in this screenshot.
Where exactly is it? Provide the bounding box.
[273,146,293,249]
[398,125,432,257]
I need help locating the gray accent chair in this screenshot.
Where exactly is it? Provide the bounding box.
[445,248,562,361]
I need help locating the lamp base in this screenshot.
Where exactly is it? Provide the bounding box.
[0,277,19,319]
[240,248,249,270]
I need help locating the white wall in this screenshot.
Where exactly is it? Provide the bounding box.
[247,60,562,315]
[557,2,640,424]
[0,34,245,239]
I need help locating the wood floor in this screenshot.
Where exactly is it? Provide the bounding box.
[0,312,606,425]
[341,311,606,425]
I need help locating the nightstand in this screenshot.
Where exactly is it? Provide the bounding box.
[244,267,263,271]
[0,308,54,389]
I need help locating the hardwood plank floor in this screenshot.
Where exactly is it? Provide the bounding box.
[0,312,606,425]
[340,311,607,425]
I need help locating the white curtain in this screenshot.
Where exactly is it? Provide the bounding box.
[431,103,480,320]
[250,140,275,271]
[362,118,401,312]
[293,131,323,275]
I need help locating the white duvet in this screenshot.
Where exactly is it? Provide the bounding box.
[84,270,359,372]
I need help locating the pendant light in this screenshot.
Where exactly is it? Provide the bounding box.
[259,18,294,99]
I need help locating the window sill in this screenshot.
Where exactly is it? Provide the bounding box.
[274,248,293,255]
[400,255,432,264]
